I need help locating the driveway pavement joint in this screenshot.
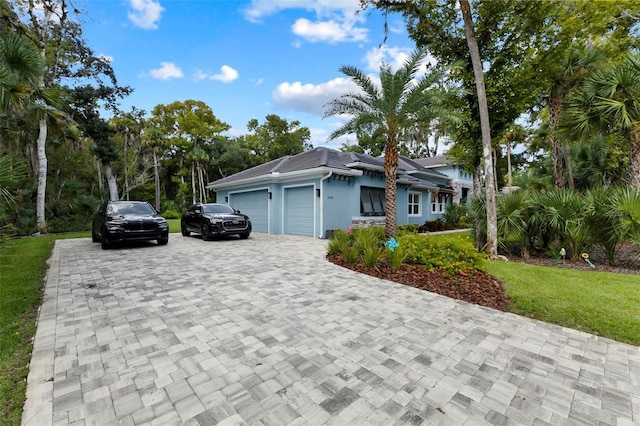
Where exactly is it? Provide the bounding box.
[21,233,640,425]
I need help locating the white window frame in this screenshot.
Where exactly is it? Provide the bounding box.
[431,192,445,214]
[408,192,421,216]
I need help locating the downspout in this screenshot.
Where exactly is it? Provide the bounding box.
[318,171,333,238]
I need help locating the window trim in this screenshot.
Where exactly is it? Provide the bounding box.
[408,191,421,216]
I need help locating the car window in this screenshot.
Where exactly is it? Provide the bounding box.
[109,203,154,215]
[204,204,234,214]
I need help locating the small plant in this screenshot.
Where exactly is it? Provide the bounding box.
[354,226,383,253]
[362,246,383,268]
[398,223,419,235]
[343,245,360,264]
[327,229,351,255]
[386,241,407,270]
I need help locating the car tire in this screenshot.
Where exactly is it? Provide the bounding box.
[201,224,212,241]
[239,232,250,239]
[181,222,190,237]
[157,237,169,245]
[100,230,110,250]
[92,230,99,243]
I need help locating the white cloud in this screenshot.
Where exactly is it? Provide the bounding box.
[292,17,367,43]
[272,77,358,116]
[149,62,183,80]
[252,78,264,86]
[128,0,164,30]
[97,53,113,63]
[243,0,361,23]
[194,65,239,83]
[309,126,352,147]
[212,65,239,83]
[243,0,367,44]
[364,45,437,74]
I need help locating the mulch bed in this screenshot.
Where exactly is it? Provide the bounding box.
[327,247,640,313]
[326,254,512,312]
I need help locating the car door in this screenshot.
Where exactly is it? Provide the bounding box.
[92,202,108,236]
[184,205,203,231]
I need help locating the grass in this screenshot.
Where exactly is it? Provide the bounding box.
[0,234,68,426]
[487,261,640,346]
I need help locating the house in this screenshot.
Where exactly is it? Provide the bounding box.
[207,147,472,238]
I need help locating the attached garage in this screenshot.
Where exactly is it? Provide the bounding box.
[284,185,315,236]
[229,190,269,233]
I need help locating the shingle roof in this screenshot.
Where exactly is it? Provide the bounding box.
[413,155,450,167]
[208,147,451,188]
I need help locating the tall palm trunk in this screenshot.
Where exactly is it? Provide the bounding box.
[384,135,399,238]
[153,149,160,211]
[460,0,497,256]
[104,162,119,201]
[630,131,640,191]
[36,118,48,231]
[549,92,564,189]
[562,141,575,190]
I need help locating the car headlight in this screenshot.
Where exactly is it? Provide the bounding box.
[106,220,124,231]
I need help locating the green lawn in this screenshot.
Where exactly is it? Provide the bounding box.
[487,260,640,346]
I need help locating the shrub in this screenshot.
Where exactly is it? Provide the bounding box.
[327,229,351,255]
[443,204,467,228]
[386,244,407,270]
[398,224,419,235]
[401,233,486,276]
[418,219,446,233]
[353,226,384,253]
[362,246,383,268]
[162,210,181,219]
[343,245,360,264]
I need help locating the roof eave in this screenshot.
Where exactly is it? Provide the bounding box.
[207,166,363,190]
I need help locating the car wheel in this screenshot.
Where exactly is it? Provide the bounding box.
[239,232,250,239]
[157,237,169,245]
[92,229,99,242]
[100,230,110,250]
[181,222,190,237]
[201,224,212,241]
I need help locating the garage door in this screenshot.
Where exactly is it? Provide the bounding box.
[284,186,314,236]
[229,190,268,233]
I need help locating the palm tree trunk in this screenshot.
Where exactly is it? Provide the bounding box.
[36,118,48,232]
[123,128,129,200]
[384,136,399,238]
[549,93,564,189]
[153,149,160,211]
[630,131,640,191]
[460,0,497,257]
[562,141,575,190]
[191,163,196,205]
[104,162,119,201]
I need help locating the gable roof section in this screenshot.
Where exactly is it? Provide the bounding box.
[207,147,452,190]
[413,155,451,168]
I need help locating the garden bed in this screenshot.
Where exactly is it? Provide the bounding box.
[327,254,511,312]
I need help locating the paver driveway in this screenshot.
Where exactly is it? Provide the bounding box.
[22,233,640,425]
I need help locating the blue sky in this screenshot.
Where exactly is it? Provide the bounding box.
[76,0,421,149]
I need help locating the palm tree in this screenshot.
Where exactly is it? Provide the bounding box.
[324,48,452,238]
[564,53,640,191]
[546,46,604,190]
[0,33,43,113]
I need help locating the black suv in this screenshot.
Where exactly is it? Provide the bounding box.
[181,203,251,240]
[92,201,169,249]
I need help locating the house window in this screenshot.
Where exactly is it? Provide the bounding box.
[408,192,421,216]
[360,186,385,216]
[431,192,446,213]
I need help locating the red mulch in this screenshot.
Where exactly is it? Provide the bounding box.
[326,254,511,312]
[327,245,639,313]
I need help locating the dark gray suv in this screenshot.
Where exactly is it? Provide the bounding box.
[92,201,169,249]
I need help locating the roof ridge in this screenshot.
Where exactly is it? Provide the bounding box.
[272,156,290,173]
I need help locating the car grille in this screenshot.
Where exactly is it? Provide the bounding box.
[124,221,158,231]
[222,219,247,231]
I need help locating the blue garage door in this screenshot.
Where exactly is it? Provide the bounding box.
[285,186,314,236]
[229,190,268,233]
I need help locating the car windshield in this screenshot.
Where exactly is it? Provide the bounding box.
[203,204,235,214]
[108,203,154,215]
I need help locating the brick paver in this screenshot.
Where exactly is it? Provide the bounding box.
[22,233,640,425]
